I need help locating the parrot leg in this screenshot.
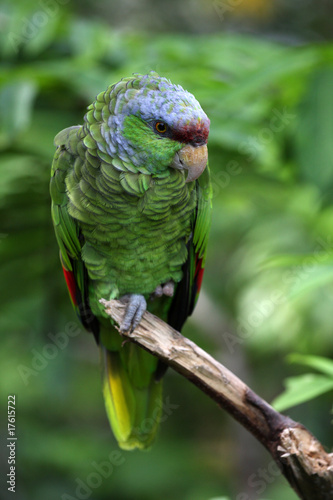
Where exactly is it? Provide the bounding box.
[119,294,147,333]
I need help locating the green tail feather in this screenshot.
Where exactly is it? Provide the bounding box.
[100,343,163,450]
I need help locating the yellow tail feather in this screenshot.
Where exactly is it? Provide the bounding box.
[100,344,163,450]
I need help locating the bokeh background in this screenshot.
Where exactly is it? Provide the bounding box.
[1,1,333,499]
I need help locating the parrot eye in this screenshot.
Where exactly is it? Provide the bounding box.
[155,121,168,134]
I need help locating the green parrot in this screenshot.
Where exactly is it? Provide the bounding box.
[50,72,212,450]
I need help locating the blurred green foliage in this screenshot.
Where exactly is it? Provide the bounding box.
[1,1,333,500]
[272,354,333,411]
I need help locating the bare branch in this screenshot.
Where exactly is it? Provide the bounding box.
[100,298,333,500]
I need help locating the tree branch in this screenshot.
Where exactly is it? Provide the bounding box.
[100,299,333,500]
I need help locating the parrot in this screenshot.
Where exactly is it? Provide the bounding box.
[50,72,212,450]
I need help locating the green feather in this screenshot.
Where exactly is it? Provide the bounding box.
[193,163,212,263]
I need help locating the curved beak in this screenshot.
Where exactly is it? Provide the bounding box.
[171,144,208,183]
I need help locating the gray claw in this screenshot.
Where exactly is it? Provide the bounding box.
[162,281,175,297]
[153,285,163,298]
[151,281,175,300]
[120,294,147,333]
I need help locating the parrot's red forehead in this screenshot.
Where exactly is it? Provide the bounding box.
[172,121,209,147]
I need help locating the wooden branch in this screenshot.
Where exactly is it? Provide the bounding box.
[100,299,333,500]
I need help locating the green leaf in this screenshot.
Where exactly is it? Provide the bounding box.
[272,374,333,412]
[209,498,232,500]
[262,253,333,270]
[0,79,37,145]
[214,45,318,111]
[287,353,333,377]
[296,68,333,194]
[288,264,333,298]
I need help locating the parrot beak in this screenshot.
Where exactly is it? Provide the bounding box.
[171,144,208,183]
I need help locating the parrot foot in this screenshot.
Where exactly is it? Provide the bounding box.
[151,281,175,299]
[119,294,147,333]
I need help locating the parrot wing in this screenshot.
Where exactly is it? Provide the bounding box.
[50,126,162,450]
[50,126,99,336]
[168,162,212,331]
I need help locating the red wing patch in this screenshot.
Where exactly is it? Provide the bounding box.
[194,256,205,297]
[62,266,78,305]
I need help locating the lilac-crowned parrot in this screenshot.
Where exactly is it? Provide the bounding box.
[50,72,212,449]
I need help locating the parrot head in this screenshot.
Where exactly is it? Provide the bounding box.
[89,72,210,181]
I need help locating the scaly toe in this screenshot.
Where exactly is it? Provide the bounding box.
[152,285,163,298]
[162,281,175,297]
[120,294,147,333]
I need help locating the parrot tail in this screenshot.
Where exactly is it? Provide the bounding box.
[100,343,163,450]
